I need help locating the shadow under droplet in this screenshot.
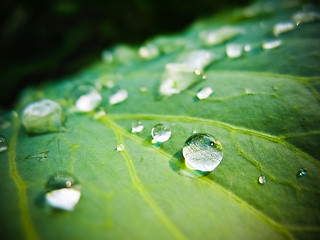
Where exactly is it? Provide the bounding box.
[34,192,46,208]
[169,149,210,178]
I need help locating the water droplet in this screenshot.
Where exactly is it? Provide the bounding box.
[199,26,245,46]
[111,45,138,65]
[258,175,267,184]
[94,109,106,119]
[74,85,102,112]
[101,50,113,63]
[140,87,148,93]
[183,133,223,172]
[192,130,197,134]
[116,144,125,152]
[160,50,213,96]
[262,39,282,49]
[297,168,307,177]
[131,121,144,133]
[45,172,81,211]
[197,87,213,100]
[139,44,159,60]
[273,22,295,36]
[202,75,207,80]
[109,89,128,105]
[0,135,8,153]
[245,88,255,95]
[244,44,252,52]
[22,99,64,134]
[292,11,320,25]
[151,124,171,143]
[226,44,243,58]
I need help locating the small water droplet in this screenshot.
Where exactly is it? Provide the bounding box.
[101,50,113,63]
[202,75,207,80]
[273,22,295,36]
[0,135,8,153]
[131,121,144,133]
[245,88,255,95]
[151,124,171,143]
[226,44,243,58]
[194,69,202,75]
[258,175,267,184]
[139,44,159,60]
[183,133,223,172]
[244,44,252,52]
[74,86,102,112]
[94,109,106,119]
[109,89,128,105]
[116,144,125,152]
[292,11,320,25]
[199,26,245,46]
[262,39,282,49]
[140,87,148,93]
[197,87,213,100]
[45,172,81,211]
[297,168,307,177]
[192,130,197,134]
[22,99,64,134]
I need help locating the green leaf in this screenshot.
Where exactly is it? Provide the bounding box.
[1,0,320,239]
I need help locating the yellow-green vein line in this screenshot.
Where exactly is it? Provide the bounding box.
[101,116,186,240]
[9,114,38,240]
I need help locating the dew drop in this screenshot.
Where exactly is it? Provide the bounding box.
[94,109,106,119]
[292,11,320,25]
[262,39,282,49]
[245,88,255,95]
[273,22,295,36]
[45,172,81,211]
[258,175,267,184]
[199,26,245,46]
[244,44,252,52]
[0,135,8,153]
[131,121,144,133]
[151,124,171,143]
[22,99,64,134]
[116,144,125,152]
[74,85,102,112]
[183,133,223,172]
[297,168,307,177]
[226,44,243,58]
[109,89,128,105]
[139,44,159,60]
[197,87,213,100]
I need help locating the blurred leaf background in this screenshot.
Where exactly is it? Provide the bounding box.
[0,0,253,108]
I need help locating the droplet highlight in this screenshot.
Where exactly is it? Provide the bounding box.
[262,39,282,49]
[139,44,159,60]
[199,26,245,46]
[116,144,125,152]
[183,133,223,172]
[74,85,102,112]
[109,89,128,105]
[258,175,267,184]
[226,44,243,58]
[151,124,171,143]
[131,121,144,133]
[197,87,213,100]
[22,99,64,134]
[273,22,295,36]
[45,172,81,211]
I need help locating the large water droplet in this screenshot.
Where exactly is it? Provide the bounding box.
[160,50,213,96]
[0,135,8,153]
[151,124,171,143]
[197,87,213,100]
[273,22,295,36]
[139,44,159,60]
[73,85,102,112]
[22,99,64,134]
[292,11,320,25]
[131,121,144,133]
[183,133,223,172]
[199,26,245,46]
[109,89,128,105]
[258,175,267,184]
[226,44,243,58]
[262,39,282,49]
[45,172,81,211]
